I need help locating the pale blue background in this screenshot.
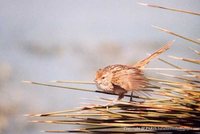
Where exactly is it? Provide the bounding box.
[0,0,199,133]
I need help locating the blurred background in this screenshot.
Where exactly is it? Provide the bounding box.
[0,0,199,133]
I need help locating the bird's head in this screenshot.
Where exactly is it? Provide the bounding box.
[94,68,114,92]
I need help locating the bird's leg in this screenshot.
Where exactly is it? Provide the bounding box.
[104,93,124,108]
[130,91,133,102]
[105,99,117,111]
[117,93,125,101]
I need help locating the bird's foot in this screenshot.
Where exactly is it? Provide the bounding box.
[104,98,119,108]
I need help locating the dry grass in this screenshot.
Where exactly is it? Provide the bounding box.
[25,42,200,133]
[138,2,200,16]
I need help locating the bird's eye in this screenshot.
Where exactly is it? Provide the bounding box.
[102,76,105,79]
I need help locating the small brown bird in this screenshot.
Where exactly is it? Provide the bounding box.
[94,41,174,100]
[95,65,146,100]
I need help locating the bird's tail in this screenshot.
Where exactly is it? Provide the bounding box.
[134,40,175,68]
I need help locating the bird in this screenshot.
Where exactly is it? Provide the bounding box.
[95,64,147,100]
[94,41,174,101]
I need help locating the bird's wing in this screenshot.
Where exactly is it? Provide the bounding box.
[111,69,146,91]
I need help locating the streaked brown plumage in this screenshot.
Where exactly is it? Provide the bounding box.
[94,41,174,100]
[95,64,147,100]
